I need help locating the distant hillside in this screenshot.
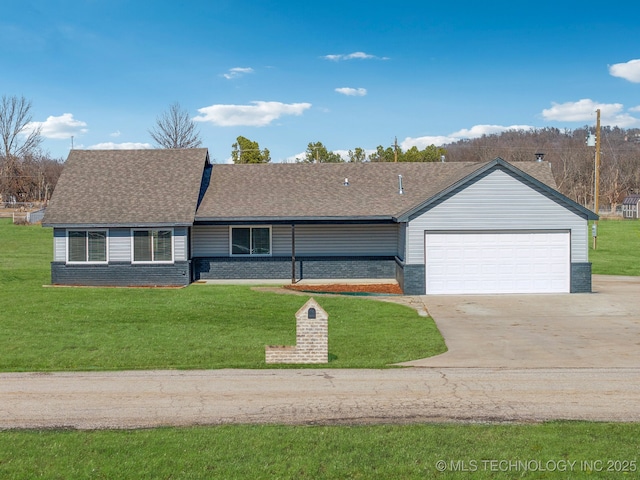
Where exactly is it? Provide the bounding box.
[442,127,640,210]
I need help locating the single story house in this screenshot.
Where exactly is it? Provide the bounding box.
[622,194,640,219]
[43,149,598,294]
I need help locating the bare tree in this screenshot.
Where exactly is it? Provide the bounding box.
[0,95,43,159]
[149,102,202,149]
[1,95,44,202]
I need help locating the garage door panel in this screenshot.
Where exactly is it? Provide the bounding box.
[425,232,570,294]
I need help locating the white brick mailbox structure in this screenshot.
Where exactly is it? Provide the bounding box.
[265,298,328,364]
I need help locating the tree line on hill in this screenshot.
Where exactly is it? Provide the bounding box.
[227,126,640,210]
[443,126,640,210]
[3,98,639,210]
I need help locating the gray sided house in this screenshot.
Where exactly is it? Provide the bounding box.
[42,149,211,286]
[622,194,640,219]
[44,150,598,294]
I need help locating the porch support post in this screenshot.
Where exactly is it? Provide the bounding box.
[291,224,296,284]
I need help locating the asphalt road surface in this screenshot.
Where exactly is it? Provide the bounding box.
[2,368,639,429]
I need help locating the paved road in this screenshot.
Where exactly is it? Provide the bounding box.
[2,368,639,429]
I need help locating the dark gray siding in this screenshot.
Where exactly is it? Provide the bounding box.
[51,261,190,286]
[194,256,396,281]
[395,261,426,295]
[571,263,592,293]
[394,260,593,295]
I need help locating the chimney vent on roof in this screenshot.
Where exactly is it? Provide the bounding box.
[343,177,349,186]
[398,174,404,195]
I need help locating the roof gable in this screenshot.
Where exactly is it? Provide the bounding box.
[396,158,597,221]
[43,149,210,227]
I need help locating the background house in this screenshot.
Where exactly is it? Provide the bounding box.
[622,194,640,219]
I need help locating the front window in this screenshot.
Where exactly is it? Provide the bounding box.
[68,230,107,263]
[133,230,173,262]
[231,227,271,255]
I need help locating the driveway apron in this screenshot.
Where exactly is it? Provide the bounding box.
[401,275,640,368]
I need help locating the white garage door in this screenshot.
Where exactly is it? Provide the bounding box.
[425,231,570,294]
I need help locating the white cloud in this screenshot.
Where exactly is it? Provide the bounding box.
[542,99,639,127]
[402,125,535,149]
[609,59,640,83]
[450,124,534,138]
[222,67,255,80]
[630,105,640,113]
[542,99,611,122]
[88,142,153,150]
[333,148,376,160]
[284,148,376,163]
[285,151,307,163]
[25,113,88,139]
[335,87,367,96]
[322,51,388,61]
[401,135,459,149]
[110,130,121,137]
[193,101,312,127]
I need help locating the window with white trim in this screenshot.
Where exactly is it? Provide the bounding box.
[132,229,173,263]
[230,226,271,255]
[67,230,107,263]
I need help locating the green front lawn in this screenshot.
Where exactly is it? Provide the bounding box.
[0,220,445,371]
[3,221,640,479]
[1,218,637,372]
[589,219,640,275]
[1,422,638,479]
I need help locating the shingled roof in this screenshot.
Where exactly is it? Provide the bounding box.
[195,159,561,222]
[43,149,210,227]
[622,194,640,205]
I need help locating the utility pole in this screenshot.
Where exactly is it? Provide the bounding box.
[593,108,601,249]
[393,137,399,162]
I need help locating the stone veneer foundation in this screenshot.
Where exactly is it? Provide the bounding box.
[265,298,328,364]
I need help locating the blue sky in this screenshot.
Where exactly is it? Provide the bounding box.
[3,0,639,163]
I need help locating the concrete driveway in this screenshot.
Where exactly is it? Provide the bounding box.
[402,275,640,368]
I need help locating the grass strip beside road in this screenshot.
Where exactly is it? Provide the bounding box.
[1,422,638,479]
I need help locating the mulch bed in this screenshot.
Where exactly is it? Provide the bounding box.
[285,283,403,295]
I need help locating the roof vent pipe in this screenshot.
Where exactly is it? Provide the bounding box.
[343,177,349,186]
[440,154,446,162]
[398,174,404,195]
